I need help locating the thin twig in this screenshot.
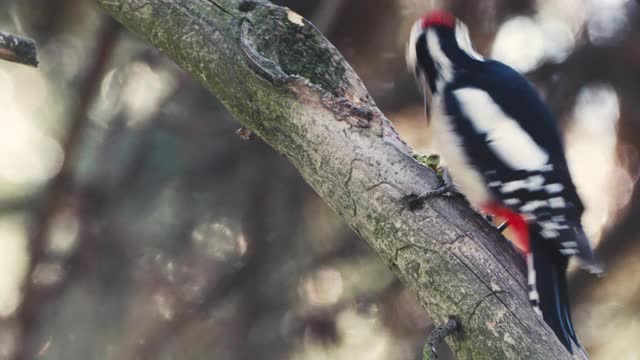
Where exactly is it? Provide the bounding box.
[0,32,38,66]
[423,317,460,360]
[13,18,121,360]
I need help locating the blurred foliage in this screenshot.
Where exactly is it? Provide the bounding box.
[0,0,639,359]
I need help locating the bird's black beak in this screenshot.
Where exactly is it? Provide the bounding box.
[420,73,433,122]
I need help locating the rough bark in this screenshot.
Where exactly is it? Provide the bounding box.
[95,0,586,358]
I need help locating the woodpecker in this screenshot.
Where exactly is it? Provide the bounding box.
[406,10,602,353]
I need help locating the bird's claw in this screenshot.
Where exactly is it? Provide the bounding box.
[401,186,453,211]
[483,212,510,233]
[402,169,458,211]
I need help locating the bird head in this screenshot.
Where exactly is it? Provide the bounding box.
[406,10,482,118]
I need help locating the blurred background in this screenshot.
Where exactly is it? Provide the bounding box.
[0,0,639,359]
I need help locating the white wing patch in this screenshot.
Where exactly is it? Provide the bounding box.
[500,175,545,194]
[430,95,492,206]
[544,183,564,194]
[453,88,549,171]
[519,200,548,213]
[548,197,566,208]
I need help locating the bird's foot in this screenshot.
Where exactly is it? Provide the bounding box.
[402,167,457,211]
[422,317,460,360]
[483,212,510,233]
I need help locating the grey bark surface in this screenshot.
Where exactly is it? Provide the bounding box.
[95,0,587,359]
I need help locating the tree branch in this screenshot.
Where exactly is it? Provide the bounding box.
[95,0,585,358]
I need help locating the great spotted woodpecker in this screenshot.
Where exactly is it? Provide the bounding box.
[406,10,602,353]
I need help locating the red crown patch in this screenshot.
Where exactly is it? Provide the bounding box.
[421,10,456,29]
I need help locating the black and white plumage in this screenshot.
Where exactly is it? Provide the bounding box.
[406,10,602,353]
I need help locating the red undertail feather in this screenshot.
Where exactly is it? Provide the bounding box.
[482,204,530,254]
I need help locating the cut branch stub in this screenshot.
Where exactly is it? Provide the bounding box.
[240,5,412,142]
[241,7,350,95]
[239,6,381,130]
[0,32,38,67]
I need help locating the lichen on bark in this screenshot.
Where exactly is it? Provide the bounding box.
[96,1,588,359]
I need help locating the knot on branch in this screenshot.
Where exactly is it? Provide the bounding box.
[240,18,298,84]
[237,0,257,12]
[423,317,461,360]
[239,5,377,128]
[239,5,352,97]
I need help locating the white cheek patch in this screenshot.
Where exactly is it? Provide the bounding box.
[427,29,453,84]
[453,88,550,171]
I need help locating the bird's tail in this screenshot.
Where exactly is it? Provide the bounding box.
[572,226,604,275]
[528,234,580,353]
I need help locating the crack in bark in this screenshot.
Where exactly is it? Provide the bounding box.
[391,243,441,283]
[366,181,404,196]
[454,291,473,309]
[428,204,523,276]
[205,0,243,19]
[344,158,358,187]
[128,1,154,14]
[393,243,414,263]
[452,253,527,330]
[467,290,507,323]
[345,158,366,217]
